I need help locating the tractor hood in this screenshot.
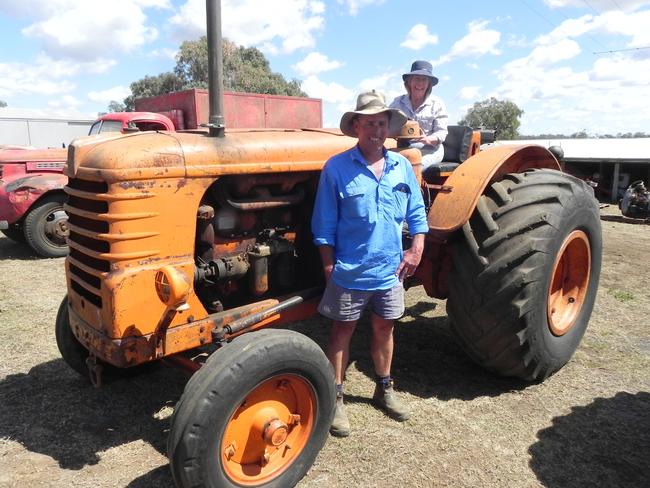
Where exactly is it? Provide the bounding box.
[66,129,374,182]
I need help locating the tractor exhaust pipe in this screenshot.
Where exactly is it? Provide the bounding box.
[206,0,225,137]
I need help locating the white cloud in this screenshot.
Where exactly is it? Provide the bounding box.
[400,24,439,50]
[357,71,404,102]
[543,0,650,11]
[148,48,178,60]
[0,105,96,120]
[88,86,132,104]
[436,20,501,65]
[0,0,171,17]
[491,7,650,135]
[336,0,386,16]
[293,52,344,77]
[301,75,355,105]
[536,9,650,51]
[169,0,325,54]
[0,55,118,100]
[458,86,481,101]
[21,1,159,61]
[47,94,83,109]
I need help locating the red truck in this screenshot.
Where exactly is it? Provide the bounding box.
[0,112,175,257]
[0,91,321,257]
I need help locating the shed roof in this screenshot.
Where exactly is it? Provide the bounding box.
[493,138,650,164]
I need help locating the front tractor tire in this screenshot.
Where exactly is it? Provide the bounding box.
[447,169,602,381]
[168,329,336,488]
[55,296,91,376]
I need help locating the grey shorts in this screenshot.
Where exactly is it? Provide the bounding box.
[317,280,405,322]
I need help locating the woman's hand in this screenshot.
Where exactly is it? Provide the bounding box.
[415,134,440,146]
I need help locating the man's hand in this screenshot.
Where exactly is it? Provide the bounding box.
[318,245,335,282]
[396,234,425,281]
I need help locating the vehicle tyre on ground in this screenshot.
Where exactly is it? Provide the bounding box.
[447,169,602,381]
[55,296,147,382]
[24,193,68,258]
[55,296,91,376]
[168,328,336,488]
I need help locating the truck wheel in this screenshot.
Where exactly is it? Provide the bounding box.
[168,329,335,488]
[55,296,90,376]
[24,193,68,258]
[447,169,602,381]
[1,226,26,243]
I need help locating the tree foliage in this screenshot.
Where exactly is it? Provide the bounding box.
[0,100,7,108]
[175,37,305,96]
[459,97,523,140]
[116,37,305,111]
[107,100,126,113]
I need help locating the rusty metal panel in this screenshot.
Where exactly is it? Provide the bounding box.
[428,144,561,236]
[134,89,323,130]
[135,89,205,130]
[265,95,322,128]
[224,92,266,128]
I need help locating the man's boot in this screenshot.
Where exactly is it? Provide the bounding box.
[372,379,410,421]
[330,394,350,437]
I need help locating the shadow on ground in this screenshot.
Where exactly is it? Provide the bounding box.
[0,358,186,474]
[290,298,529,402]
[126,465,174,488]
[0,235,51,260]
[529,391,650,487]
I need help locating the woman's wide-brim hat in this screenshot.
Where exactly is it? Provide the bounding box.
[402,60,439,86]
[339,90,407,138]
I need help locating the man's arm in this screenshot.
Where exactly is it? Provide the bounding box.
[318,245,335,282]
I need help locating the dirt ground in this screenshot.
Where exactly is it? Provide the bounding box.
[0,204,648,488]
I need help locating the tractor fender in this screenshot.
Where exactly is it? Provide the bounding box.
[428,144,560,237]
[1,173,68,225]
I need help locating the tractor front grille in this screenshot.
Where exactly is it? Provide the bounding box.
[64,177,160,309]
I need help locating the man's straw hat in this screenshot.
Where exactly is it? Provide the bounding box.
[340,90,407,137]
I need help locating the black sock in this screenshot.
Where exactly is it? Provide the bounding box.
[376,375,392,388]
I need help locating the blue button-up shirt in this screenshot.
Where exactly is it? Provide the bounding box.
[312,145,429,291]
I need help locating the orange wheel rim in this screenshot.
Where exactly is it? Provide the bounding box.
[547,230,591,336]
[221,374,316,485]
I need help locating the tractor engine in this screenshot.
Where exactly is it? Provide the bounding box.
[192,172,318,312]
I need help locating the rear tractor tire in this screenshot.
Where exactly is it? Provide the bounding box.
[24,193,69,258]
[168,328,336,488]
[447,169,602,381]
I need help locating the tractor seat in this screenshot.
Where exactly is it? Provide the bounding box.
[421,125,474,182]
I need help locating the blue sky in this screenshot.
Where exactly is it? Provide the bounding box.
[1,0,649,136]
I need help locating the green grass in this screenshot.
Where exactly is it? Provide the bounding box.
[608,289,635,302]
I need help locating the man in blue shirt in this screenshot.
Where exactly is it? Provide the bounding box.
[312,90,429,437]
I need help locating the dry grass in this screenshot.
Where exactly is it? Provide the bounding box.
[0,205,648,487]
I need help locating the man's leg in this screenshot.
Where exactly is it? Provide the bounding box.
[327,320,356,437]
[369,291,410,422]
[327,320,357,384]
[369,314,394,377]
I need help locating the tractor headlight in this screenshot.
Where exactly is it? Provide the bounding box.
[155,266,191,311]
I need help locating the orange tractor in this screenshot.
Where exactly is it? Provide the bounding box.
[55,1,602,486]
